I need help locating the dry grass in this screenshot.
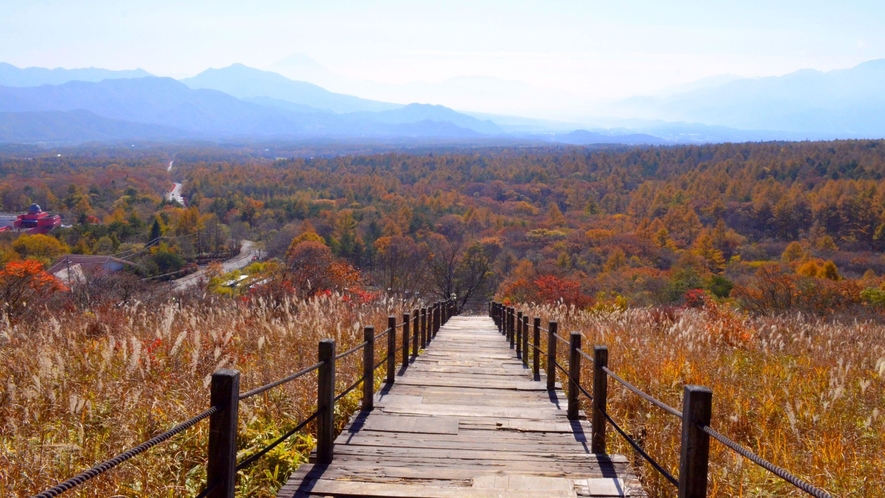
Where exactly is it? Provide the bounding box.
[0,293,401,497]
[516,301,884,497]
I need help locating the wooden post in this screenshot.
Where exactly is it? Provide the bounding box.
[592,346,608,454]
[421,307,427,348]
[522,315,529,368]
[533,317,541,381]
[386,316,396,384]
[362,326,374,411]
[402,312,410,369]
[509,308,516,349]
[317,339,336,464]
[504,307,509,339]
[678,385,713,498]
[516,311,523,357]
[567,332,581,421]
[547,321,557,390]
[412,309,419,357]
[207,369,239,498]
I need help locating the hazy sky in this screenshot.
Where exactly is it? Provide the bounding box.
[2,0,883,116]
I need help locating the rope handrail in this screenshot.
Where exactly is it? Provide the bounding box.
[235,409,322,471]
[374,327,392,340]
[335,341,367,361]
[600,407,678,487]
[239,361,324,400]
[529,343,547,356]
[553,333,570,346]
[374,352,390,371]
[602,366,683,419]
[34,405,219,498]
[700,424,833,498]
[576,347,593,363]
[549,358,594,400]
[334,372,368,403]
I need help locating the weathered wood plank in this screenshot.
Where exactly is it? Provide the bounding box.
[276,315,645,498]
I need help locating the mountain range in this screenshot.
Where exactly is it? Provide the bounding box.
[0,59,883,145]
[604,59,885,138]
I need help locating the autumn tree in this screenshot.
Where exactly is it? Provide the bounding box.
[12,234,70,266]
[0,259,67,319]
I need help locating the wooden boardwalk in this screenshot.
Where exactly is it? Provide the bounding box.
[277,316,644,498]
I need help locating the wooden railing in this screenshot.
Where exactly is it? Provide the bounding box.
[34,299,457,498]
[489,302,833,498]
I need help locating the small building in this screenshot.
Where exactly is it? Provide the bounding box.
[14,204,62,234]
[48,255,140,286]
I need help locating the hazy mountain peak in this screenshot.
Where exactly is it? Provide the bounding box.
[181,64,400,113]
[0,62,153,87]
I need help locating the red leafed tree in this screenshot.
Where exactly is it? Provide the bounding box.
[285,240,362,298]
[533,275,593,308]
[0,260,68,319]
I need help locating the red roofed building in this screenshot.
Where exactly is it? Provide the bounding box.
[14,204,62,234]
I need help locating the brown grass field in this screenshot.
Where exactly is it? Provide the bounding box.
[517,301,884,497]
[2,295,882,496]
[0,294,397,497]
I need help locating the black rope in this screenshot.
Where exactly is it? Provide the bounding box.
[335,341,367,361]
[334,373,368,403]
[239,361,324,400]
[553,333,570,346]
[34,406,219,497]
[374,352,390,371]
[374,327,391,340]
[193,479,218,498]
[573,378,593,400]
[550,360,594,400]
[552,359,570,377]
[576,348,594,363]
[602,366,683,419]
[235,410,321,471]
[701,425,833,498]
[529,343,547,357]
[599,407,678,488]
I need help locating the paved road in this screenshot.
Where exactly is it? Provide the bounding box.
[172,240,257,292]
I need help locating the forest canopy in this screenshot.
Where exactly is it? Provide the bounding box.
[3,140,885,314]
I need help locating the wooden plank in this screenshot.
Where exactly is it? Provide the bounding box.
[276,315,645,498]
[358,415,459,435]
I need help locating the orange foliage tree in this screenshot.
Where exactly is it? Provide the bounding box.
[0,259,68,319]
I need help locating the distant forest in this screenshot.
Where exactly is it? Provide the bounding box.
[3,140,885,315]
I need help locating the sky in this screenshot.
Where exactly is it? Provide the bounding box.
[1,0,884,118]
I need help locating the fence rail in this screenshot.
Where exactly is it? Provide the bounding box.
[33,299,456,498]
[489,301,834,498]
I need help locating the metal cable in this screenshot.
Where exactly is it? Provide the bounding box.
[335,341,367,361]
[34,406,218,497]
[599,407,678,487]
[235,410,321,471]
[239,361,324,400]
[602,366,683,419]
[701,425,833,498]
